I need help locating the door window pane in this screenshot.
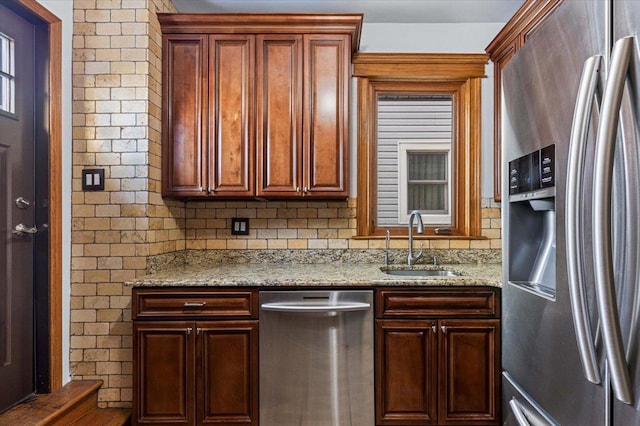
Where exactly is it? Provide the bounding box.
[0,33,15,114]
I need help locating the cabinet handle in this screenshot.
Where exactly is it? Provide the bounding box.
[187,327,192,335]
[303,186,308,193]
[199,186,204,192]
[196,327,202,335]
[296,186,301,193]
[432,325,437,334]
[183,302,207,308]
[441,325,447,334]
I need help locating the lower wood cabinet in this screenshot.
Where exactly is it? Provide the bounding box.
[132,289,259,426]
[375,288,501,426]
[132,286,499,426]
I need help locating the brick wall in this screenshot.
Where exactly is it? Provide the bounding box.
[71,0,180,408]
[184,198,501,251]
[70,0,501,408]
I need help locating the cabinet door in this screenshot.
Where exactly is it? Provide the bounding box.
[303,34,350,197]
[438,319,500,425]
[162,35,208,197]
[376,320,438,425]
[256,35,303,197]
[133,321,195,425]
[197,321,259,425]
[208,35,255,197]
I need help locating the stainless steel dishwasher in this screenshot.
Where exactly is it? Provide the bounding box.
[259,290,374,426]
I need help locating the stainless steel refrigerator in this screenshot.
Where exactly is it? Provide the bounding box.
[501,0,640,424]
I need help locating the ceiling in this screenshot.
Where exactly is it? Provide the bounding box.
[171,0,526,24]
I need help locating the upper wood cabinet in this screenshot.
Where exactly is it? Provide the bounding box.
[162,34,254,198]
[257,34,349,197]
[486,0,563,201]
[159,14,362,199]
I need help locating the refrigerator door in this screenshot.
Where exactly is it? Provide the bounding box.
[502,372,559,426]
[502,1,607,424]
[611,1,640,423]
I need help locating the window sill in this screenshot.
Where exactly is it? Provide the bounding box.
[351,234,489,241]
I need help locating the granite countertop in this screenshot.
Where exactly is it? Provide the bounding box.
[127,263,502,288]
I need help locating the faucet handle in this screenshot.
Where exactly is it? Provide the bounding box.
[416,242,424,259]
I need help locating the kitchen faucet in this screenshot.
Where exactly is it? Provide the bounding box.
[407,210,424,265]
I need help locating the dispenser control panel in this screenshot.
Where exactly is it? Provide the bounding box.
[509,144,555,200]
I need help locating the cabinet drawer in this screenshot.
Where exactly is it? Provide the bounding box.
[133,289,258,319]
[376,288,499,318]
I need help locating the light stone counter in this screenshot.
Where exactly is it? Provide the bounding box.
[127,263,501,288]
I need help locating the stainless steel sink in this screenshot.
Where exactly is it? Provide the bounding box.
[380,268,462,277]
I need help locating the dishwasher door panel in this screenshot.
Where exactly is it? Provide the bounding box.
[259,290,374,426]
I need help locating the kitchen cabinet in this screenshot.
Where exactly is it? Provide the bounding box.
[161,34,255,198]
[256,34,350,197]
[485,0,563,201]
[375,288,501,426]
[132,288,259,426]
[159,14,361,199]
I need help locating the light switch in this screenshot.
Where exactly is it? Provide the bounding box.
[82,168,105,191]
[231,218,250,235]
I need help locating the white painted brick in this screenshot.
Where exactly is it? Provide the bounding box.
[112,139,138,152]
[85,140,113,154]
[121,127,145,139]
[110,166,136,178]
[96,23,121,36]
[122,22,147,35]
[121,152,146,165]
[111,113,137,126]
[121,101,145,113]
[95,153,121,165]
[95,126,121,139]
[111,62,136,75]
[85,88,110,100]
[121,74,146,87]
[111,88,137,100]
[96,100,121,113]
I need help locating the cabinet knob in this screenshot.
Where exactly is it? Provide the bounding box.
[296,186,301,193]
[303,186,308,193]
[441,325,447,334]
[432,325,437,334]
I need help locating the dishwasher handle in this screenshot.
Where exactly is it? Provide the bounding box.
[261,301,371,313]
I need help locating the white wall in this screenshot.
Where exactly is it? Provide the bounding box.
[352,23,505,198]
[36,0,73,384]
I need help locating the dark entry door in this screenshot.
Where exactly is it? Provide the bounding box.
[0,2,36,411]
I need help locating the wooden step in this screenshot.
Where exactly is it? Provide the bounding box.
[0,380,128,426]
[68,408,131,426]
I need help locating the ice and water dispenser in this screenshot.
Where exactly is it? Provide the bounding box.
[507,144,557,299]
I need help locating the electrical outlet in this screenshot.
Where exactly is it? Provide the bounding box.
[231,218,250,235]
[82,168,105,191]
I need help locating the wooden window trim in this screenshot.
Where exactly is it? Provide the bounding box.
[353,53,488,238]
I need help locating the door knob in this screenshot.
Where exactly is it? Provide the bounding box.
[15,197,32,209]
[12,224,38,237]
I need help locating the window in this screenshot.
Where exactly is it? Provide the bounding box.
[0,32,15,114]
[397,142,452,225]
[353,53,488,238]
[377,94,453,226]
